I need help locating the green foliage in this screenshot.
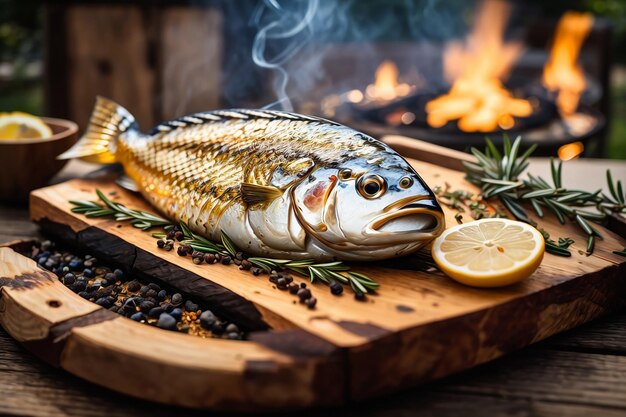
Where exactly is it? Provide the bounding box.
[464,136,626,256]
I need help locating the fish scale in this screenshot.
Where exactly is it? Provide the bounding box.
[120,117,362,234]
[59,97,445,261]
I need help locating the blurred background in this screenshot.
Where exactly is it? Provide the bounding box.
[1,0,625,159]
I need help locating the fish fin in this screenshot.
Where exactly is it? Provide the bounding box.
[57,96,138,163]
[115,174,140,192]
[240,183,283,205]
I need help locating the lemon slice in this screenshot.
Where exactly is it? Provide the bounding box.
[0,112,52,140]
[432,218,544,287]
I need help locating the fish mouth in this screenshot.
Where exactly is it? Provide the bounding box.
[365,196,444,239]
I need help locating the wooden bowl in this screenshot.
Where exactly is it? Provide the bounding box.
[0,117,78,204]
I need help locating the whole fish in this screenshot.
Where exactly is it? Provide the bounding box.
[60,97,445,261]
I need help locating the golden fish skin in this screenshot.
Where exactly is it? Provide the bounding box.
[59,97,445,261]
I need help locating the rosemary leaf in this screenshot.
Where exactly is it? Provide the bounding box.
[575,214,594,236]
[220,231,239,257]
[586,235,595,255]
[607,170,619,201]
[530,199,544,218]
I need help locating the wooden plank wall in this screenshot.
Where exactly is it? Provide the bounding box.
[44,3,223,132]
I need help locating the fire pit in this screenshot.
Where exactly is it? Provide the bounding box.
[313,2,609,158]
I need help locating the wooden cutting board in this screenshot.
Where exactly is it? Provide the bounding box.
[1,137,625,411]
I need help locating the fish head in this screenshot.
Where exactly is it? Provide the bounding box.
[291,151,445,258]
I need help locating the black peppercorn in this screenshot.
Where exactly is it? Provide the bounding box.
[148,306,165,318]
[288,283,299,294]
[276,277,287,290]
[199,310,217,329]
[184,300,199,313]
[171,293,183,306]
[225,323,239,333]
[130,312,144,322]
[305,297,317,309]
[330,281,343,295]
[297,288,312,302]
[63,273,76,286]
[96,297,113,309]
[211,322,225,335]
[157,313,176,330]
[139,300,155,312]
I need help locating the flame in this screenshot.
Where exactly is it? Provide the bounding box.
[558,141,584,160]
[426,0,532,132]
[543,12,593,116]
[365,60,413,103]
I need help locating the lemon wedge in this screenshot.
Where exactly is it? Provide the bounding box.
[431,218,545,287]
[0,112,52,140]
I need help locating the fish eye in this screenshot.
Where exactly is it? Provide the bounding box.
[399,176,414,189]
[357,175,386,199]
[339,168,352,180]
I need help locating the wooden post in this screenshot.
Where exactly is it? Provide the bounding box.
[44,3,224,132]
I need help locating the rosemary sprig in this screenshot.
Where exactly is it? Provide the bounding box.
[70,189,171,230]
[70,191,379,296]
[613,248,626,257]
[463,136,626,256]
[212,223,379,298]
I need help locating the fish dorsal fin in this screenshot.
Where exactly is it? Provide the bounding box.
[240,183,283,205]
[115,174,140,192]
[148,109,339,135]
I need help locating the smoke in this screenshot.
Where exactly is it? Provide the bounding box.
[251,0,319,111]
[222,0,531,112]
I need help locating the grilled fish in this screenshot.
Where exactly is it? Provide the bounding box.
[59,97,445,261]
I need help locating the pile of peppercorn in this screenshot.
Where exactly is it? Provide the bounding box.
[27,240,244,340]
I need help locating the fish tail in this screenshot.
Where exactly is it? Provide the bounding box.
[57,96,138,163]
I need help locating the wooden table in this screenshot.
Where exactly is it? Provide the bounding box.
[1,158,626,417]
